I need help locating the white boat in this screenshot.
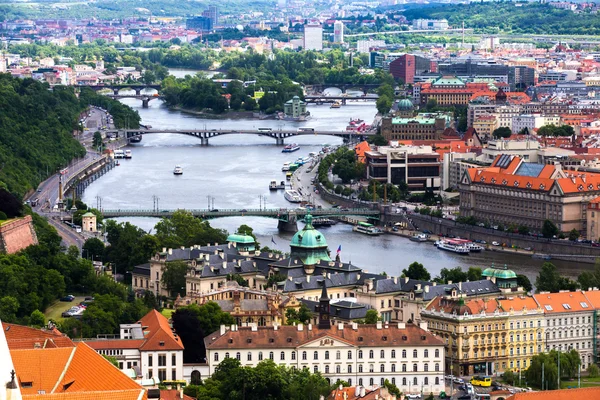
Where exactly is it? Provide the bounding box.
[284,190,302,203]
[124,149,132,159]
[436,239,470,255]
[467,242,485,252]
[410,233,429,242]
[173,166,183,175]
[114,149,125,159]
[269,180,285,190]
[353,222,382,236]
[282,162,291,171]
[282,144,300,153]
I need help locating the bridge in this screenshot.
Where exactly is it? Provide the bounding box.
[304,94,378,105]
[84,84,161,95]
[105,94,160,108]
[344,28,474,38]
[100,208,381,232]
[106,128,375,145]
[304,83,382,95]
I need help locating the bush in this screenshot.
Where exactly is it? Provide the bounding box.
[334,185,343,194]
[588,363,600,378]
[0,211,7,221]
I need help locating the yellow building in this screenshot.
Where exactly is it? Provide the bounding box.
[472,114,498,138]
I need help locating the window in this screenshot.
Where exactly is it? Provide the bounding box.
[370,378,374,386]
[381,378,385,386]
[314,351,319,360]
[336,365,341,373]
[148,355,153,367]
[325,365,330,374]
[424,363,429,372]
[413,363,418,372]
[348,365,352,373]
[258,352,263,361]
[413,377,418,385]
[325,351,329,360]
[314,366,318,373]
[358,350,363,359]
[435,349,440,358]
[336,351,341,360]
[172,354,176,366]
[381,350,385,358]
[359,365,363,373]
[158,369,166,382]
[369,364,374,373]
[359,378,363,386]
[435,377,440,385]
[369,350,374,359]
[225,352,230,359]
[413,349,418,358]
[236,352,241,360]
[269,351,274,360]
[158,355,166,367]
[280,352,285,361]
[402,377,407,386]
[214,353,219,362]
[291,351,296,360]
[424,377,429,385]
[348,351,352,360]
[380,364,385,372]
[402,350,406,358]
[302,351,307,360]
[435,363,440,372]
[402,364,407,372]
[424,349,429,358]
[247,352,252,361]
[391,350,396,358]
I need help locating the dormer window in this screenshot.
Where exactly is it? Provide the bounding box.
[159,341,165,346]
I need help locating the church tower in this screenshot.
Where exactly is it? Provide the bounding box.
[318,283,331,330]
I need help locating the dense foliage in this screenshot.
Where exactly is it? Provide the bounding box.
[400,3,600,35]
[79,87,141,128]
[525,349,580,389]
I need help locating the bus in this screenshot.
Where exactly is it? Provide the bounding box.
[258,127,272,132]
[297,127,314,133]
[470,376,492,387]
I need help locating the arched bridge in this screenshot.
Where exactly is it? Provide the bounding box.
[106,128,375,145]
[304,94,378,105]
[100,208,381,232]
[304,83,382,95]
[84,84,161,95]
[106,94,161,108]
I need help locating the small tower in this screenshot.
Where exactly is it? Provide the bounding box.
[81,212,97,233]
[318,283,331,330]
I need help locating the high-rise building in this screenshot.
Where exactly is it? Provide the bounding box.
[333,20,344,43]
[202,5,219,26]
[303,24,323,51]
[186,16,213,31]
[357,39,385,54]
[388,54,436,84]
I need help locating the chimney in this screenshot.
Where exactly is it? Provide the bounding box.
[220,325,226,335]
[338,323,344,330]
[425,285,430,293]
[273,323,278,331]
[223,261,227,269]
[298,323,304,331]
[376,321,382,330]
[404,276,409,283]
[327,272,331,279]
[397,322,406,329]
[416,284,422,291]
[180,387,184,399]
[215,243,218,246]
[355,386,361,397]
[419,321,428,331]
[433,282,437,286]
[168,248,173,255]
[230,324,236,332]
[251,324,258,332]
[459,281,462,290]
[360,387,366,397]
[352,322,358,330]
[308,324,312,331]
[393,276,398,284]
[448,280,453,285]
[162,247,166,253]
[180,246,185,250]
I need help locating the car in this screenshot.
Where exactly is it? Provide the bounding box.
[492,241,500,246]
[445,375,454,381]
[492,225,499,230]
[453,378,464,384]
[392,226,399,232]
[61,311,73,318]
[60,295,75,302]
[405,395,421,400]
[477,222,485,227]
[37,189,42,192]
[524,246,532,251]
[84,296,94,301]
[210,209,219,212]
[423,230,432,234]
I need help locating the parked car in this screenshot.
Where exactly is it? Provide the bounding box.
[492,241,500,246]
[423,230,432,234]
[453,378,464,384]
[60,295,75,302]
[405,395,421,400]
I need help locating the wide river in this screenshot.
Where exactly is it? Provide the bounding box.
[83,72,589,283]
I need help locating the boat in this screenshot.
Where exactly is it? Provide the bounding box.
[124,150,132,159]
[269,180,285,190]
[284,190,302,203]
[311,218,336,227]
[330,101,341,108]
[410,233,429,242]
[353,222,382,236]
[467,242,485,253]
[282,162,291,172]
[435,239,470,255]
[282,144,300,153]
[114,149,125,159]
[286,172,293,181]
[173,166,183,175]
[129,135,142,143]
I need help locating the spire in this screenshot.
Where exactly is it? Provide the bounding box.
[318,282,331,329]
[320,281,329,301]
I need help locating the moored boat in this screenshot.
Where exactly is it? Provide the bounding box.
[124,149,132,159]
[282,144,300,153]
[436,239,470,255]
[311,218,336,227]
[173,166,183,175]
[330,101,341,108]
[284,190,302,203]
[282,162,291,171]
[269,180,286,190]
[410,233,429,242]
[353,222,382,236]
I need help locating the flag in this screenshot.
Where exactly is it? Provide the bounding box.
[271,236,277,245]
[336,245,341,254]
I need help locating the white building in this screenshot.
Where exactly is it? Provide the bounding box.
[494,105,523,130]
[204,287,446,394]
[304,24,323,51]
[357,39,385,53]
[412,19,449,31]
[511,114,560,134]
[442,153,478,191]
[334,21,345,43]
[85,309,184,382]
[482,139,541,163]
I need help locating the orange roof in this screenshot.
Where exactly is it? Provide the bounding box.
[583,289,600,306]
[138,309,184,351]
[4,323,74,350]
[354,141,372,162]
[506,387,600,400]
[160,389,195,400]
[498,296,539,312]
[11,343,147,400]
[532,291,593,314]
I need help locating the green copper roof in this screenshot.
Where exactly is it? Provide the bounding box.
[433,76,465,86]
[482,264,517,279]
[398,98,414,110]
[391,117,437,125]
[290,215,328,249]
[81,212,96,217]
[226,234,256,244]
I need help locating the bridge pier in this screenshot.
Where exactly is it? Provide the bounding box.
[200,136,209,146]
[275,135,284,146]
[342,98,347,105]
[135,88,142,96]
[113,88,119,96]
[278,211,298,232]
[142,98,149,108]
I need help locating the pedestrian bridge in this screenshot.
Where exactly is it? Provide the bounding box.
[101,208,381,232]
[106,128,374,145]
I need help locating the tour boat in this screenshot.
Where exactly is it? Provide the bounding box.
[282,144,300,153]
[282,162,291,171]
[114,149,125,159]
[284,190,302,203]
[124,149,132,159]
[410,233,429,242]
[130,135,142,143]
[173,166,183,175]
[435,239,470,255]
[269,180,285,191]
[352,222,382,236]
[330,101,341,108]
[311,218,336,227]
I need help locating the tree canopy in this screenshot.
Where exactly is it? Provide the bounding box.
[535,262,579,293]
[402,261,431,281]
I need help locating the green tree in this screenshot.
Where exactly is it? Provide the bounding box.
[92,131,103,148]
[227,273,249,287]
[517,274,533,292]
[568,228,580,241]
[518,225,529,235]
[578,261,600,290]
[542,219,559,238]
[436,267,467,283]
[376,95,392,115]
[366,134,388,146]
[493,127,512,138]
[285,304,312,325]
[267,273,287,288]
[364,309,379,324]
[29,309,45,327]
[588,363,600,378]
[466,267,482,281]
[402,261,431,281]
[161,261,188,297]
[535,262,579,293]
[154,210,228,248]
[82,238,105,261]
[103,355,119,368]
[526,352,559,389]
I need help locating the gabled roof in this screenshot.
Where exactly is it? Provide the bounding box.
[138,309,184,351]
[532,291,594,314]
[4,323,75,350]
[506,387,600,400]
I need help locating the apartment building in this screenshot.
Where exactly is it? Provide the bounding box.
[472,114,498,138]
[380,112,452,141]
[205,286,446,395]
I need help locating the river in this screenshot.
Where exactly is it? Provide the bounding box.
[82,75,590,284]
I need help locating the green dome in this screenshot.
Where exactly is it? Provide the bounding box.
[482,264,517,279]
[398,98,414,111]
[226,233,256,244]
[290,214,331,265]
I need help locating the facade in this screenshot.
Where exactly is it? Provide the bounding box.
[418,77,490,107]
[284,96,307,118]
[333,21,344,43]
[472,114,498,138]
[442,153,479,191]
[357,40,385,54]
[481,139,541,163]
[586,197,600,241]
[532,291,595,370]
[380,113,451,141]
[186,16,213,31]
[364,146,441,192]
[388,55,436,84]
[205,286,446,395]
[459,154,600,232]
[304,24,323,51]
[412,19,449,30]
[0,215,38,254]
[81,212,97,232]
[85,309,185,382]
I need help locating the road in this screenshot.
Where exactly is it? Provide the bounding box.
[27,106,114,250]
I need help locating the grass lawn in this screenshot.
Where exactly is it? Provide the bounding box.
[161,308,175,319]
[44,296,86,322]
[560,377,600,389]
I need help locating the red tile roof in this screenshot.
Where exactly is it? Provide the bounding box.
[159,389,195,400]
[532,291,593,314]
[138,309,184,351]
[4,323,74,350]
[506,387,600,400]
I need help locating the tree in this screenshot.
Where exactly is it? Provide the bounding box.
[82,238,105,261]
[285,304,312,325]
[171,302,235,363]
[154,210,227,248]
[367,134,388,146]
[492,127,512,138]
[92,131,103,148]
[402,261,431,281]
[29,309,45,327]
[578,261,600,290]
[227,273,248,287]
[364,309,379,324]
[568,228,580,241]
[267,273,287,289]
[517,274,533,292]
[161,261,188,297]
[466,267,482,281]
[535,262,579,293]
[588,363,600,378]
[0,189,23,218]
[376,95,392,115]
[526,352,559,389]
[436,267,467,284]
[518,225,529,235]
[542,219,559,238]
